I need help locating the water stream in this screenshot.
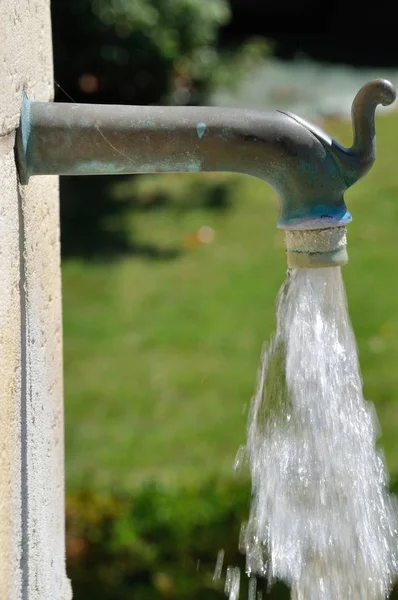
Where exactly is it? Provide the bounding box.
[239,268,398,598]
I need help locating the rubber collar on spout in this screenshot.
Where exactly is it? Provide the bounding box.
[285,227,347,268]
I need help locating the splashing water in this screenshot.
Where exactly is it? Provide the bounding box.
[242,267,398,599]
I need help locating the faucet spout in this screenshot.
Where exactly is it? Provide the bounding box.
[16,79,395,267]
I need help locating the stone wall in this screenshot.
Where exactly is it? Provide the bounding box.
[0,1,71,598]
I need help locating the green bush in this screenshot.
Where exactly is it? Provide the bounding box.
[66,479,398,599]
[52,0,270,106]
[66,479,290,599]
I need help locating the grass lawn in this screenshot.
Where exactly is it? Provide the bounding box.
[63,111,398,491]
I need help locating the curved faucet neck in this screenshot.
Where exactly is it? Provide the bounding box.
[346,78,395,184]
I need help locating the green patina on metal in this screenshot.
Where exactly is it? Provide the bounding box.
[16,79,396,230]
[196,122,207,139]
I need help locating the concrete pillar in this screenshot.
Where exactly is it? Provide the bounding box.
[0,1,71,598]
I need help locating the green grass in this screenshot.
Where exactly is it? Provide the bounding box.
[63,112,398,490]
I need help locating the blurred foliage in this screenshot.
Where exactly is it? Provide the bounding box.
[66,480,398,599]
[66,481,290,600]
[51,0,270,106]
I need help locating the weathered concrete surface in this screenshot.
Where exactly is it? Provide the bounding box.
[0,1,54,137]
[0,132,23,599]
[0,1,71,598]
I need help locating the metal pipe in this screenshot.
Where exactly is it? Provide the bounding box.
[16,79,396,267]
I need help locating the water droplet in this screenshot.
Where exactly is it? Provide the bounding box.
[248,577,257,600]
[213,549,224,580]
[234,445,246,471]
[225,566,240,600]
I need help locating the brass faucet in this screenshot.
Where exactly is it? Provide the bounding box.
[16,79,396,267]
